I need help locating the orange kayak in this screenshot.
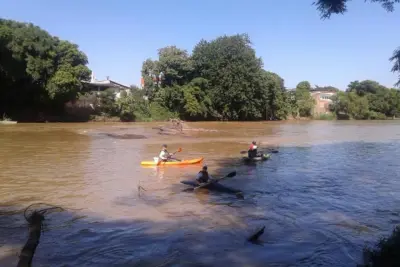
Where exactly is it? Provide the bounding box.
[140,157,204,166]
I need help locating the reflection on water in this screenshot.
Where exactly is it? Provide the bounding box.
[0,121,400,266]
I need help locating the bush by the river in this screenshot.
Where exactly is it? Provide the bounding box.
[93,87,177,122]
[359,226,400,267]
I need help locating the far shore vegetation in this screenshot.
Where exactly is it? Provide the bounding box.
[1,5,399,123]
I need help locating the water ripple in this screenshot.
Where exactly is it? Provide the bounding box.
[1,122,400,266]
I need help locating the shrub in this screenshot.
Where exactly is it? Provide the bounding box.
[359,226,400,267]
[149,102,178,121]
[368,111,387,120]
[313,113,336,120]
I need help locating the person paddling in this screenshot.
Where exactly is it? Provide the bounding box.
[158,144,176,162]
[248,141,258,158]
[196,165,214,184]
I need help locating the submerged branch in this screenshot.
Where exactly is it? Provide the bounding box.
[17,203,65,267]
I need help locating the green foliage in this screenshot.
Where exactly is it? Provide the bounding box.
[314,0,399,19]
[141,34,290,121]
[347,80,383,96]
[95,85,178,122]
[368,111,387,120]
[2,18,398,123]
[262,71,289,120]
[157,46,194,86]
[314,85,340,92]
[330,91,370,119]
[98,89,117,116]
[148,102,178,121]
[313,113,336,120]
[115,93,136,121]
[295,81,315,117]
[138,34,399,122]
[181,78,212,119]
[359,226,400,267]
[0,18,91,120]
[330,81,400,119]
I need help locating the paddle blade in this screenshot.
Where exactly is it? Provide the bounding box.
[177,148,182,152]
[183,188,194,192]
[240,151,247,154]
[236,192,244,199]
[226,171,236,178]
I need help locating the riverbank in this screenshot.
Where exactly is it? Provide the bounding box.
[4,113,399,123]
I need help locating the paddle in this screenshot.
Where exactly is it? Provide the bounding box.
[157,147,182,165]
[193,171,237,191]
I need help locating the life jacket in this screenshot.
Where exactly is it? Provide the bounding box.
[249,144,257,150]
[159,150,169,160]
[197,170,209,183]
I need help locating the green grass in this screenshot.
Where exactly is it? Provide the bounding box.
[313,113,336,120]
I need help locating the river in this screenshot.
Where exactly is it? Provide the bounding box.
[1,121,400,267]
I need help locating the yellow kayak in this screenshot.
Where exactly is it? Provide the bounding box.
[140,157,204,166]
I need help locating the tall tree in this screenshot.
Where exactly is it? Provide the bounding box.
[157,46,193,86]
[347,80,383,96]
[141,58,159,99]
[262,71,289,120]
[295,81,315,117]
[0,19,91,120]
[192,34,265,120]
[314,85,340,92]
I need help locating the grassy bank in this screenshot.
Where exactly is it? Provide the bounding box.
[313,113,336,120]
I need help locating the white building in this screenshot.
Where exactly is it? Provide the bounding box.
[82,73,130,99]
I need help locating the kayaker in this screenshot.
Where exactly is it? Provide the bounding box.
[248,141,258,158]
[158,144,174,162]
[196,165,214,184]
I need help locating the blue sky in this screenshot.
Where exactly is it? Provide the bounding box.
[1,0,399,89]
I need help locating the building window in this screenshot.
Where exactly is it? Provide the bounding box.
[320,94,332,100]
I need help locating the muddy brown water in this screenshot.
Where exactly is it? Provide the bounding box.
[1,121,400,266]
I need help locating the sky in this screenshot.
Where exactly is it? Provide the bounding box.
[1,0,399,89]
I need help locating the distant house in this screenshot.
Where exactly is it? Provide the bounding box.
[82,74,130,99]
[310,89,337,114]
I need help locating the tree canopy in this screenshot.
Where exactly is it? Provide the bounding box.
[139,34,290,121]
[0,18,91,121]
[1,18,399,122]
[330,79,400,119]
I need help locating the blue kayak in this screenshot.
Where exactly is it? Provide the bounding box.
[181,180,242,195]
[242,153,271,162]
